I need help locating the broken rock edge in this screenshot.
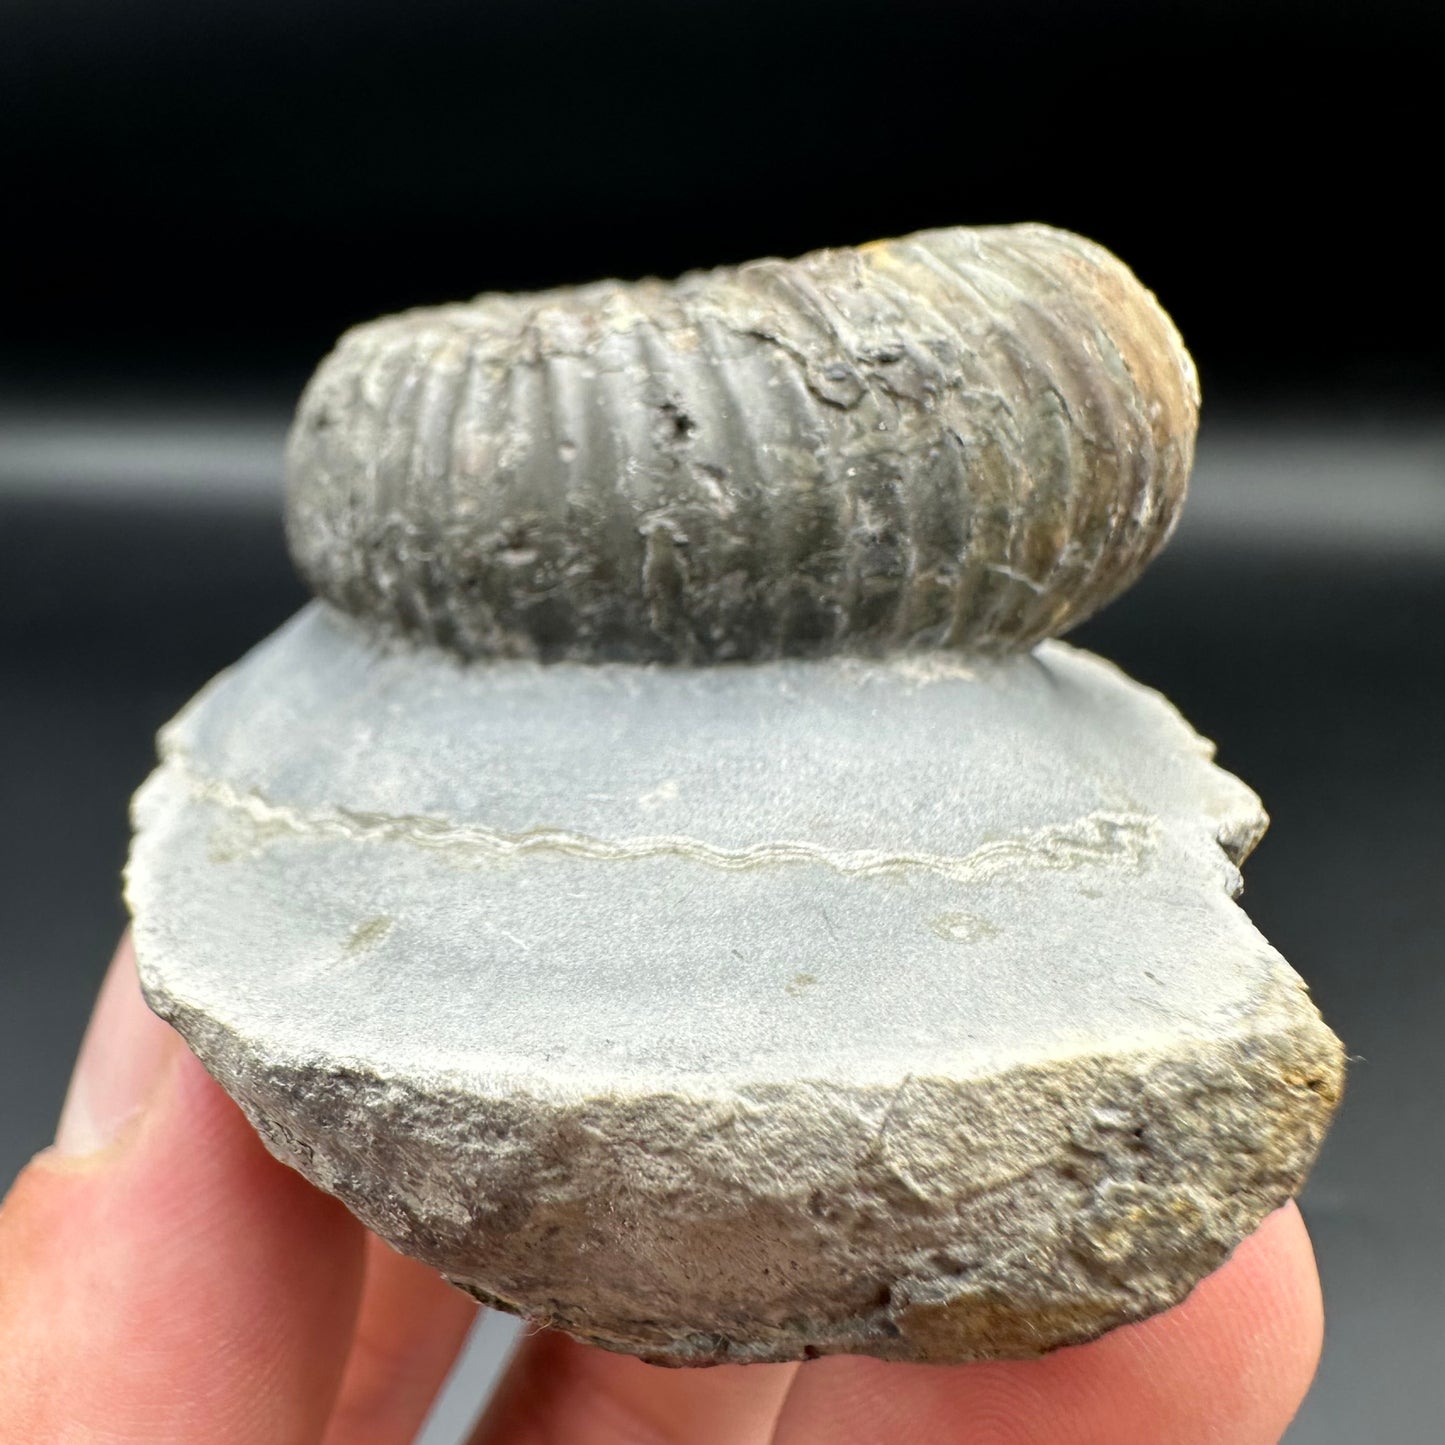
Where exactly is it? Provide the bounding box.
[130,924,1342,1366]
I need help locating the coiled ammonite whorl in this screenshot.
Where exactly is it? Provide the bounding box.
[286,224,1198,661]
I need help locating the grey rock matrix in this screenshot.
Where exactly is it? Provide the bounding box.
[128,224,1342,1364]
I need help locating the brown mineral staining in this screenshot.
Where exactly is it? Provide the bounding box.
[345,915,394,954]
[285,224,1199,662]
[896,1289,1116,1363]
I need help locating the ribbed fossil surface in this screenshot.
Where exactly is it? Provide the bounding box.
[286,224,1199,661]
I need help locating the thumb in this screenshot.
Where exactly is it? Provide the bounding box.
[0,936,367,1444]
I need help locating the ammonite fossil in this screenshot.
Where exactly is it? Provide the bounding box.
[286,224,1198,661]
[127,225,1340,1367]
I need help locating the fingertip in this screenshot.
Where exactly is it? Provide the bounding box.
[322,1236,478,1445]
[1118,1201,1323,1407]
[774,1202,1324,1445]
[1048,1200,1324,1443]
[1,942,368,1444]
[52,932,182,1158]
[472,1329,799,1445]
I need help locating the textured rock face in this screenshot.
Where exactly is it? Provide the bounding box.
[126,604,1343,1364]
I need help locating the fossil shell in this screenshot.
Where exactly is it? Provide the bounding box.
[286,223,1199,662]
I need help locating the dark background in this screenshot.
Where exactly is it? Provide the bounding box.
[3,0,1441,409]
[2,3,1441,1442]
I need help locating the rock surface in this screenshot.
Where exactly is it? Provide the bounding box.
[127,603,1342,1364]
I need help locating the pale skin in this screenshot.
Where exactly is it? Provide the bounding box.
[0,936,1325,1443]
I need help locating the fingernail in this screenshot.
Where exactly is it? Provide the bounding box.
[54,936,181,1157]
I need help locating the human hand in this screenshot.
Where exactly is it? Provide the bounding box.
[1,937,1324,1443]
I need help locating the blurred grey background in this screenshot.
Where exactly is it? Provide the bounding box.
[2,1,1441,1440]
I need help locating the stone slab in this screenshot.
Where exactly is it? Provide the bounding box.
[126,603,1342,1362]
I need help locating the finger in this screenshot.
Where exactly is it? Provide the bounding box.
[771,1201,1322,1445]
[470,1328,798,1445]
[0,935,368,1445]
[321,1234,478,1445]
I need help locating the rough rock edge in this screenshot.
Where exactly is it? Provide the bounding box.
[132,939,1341,1366]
